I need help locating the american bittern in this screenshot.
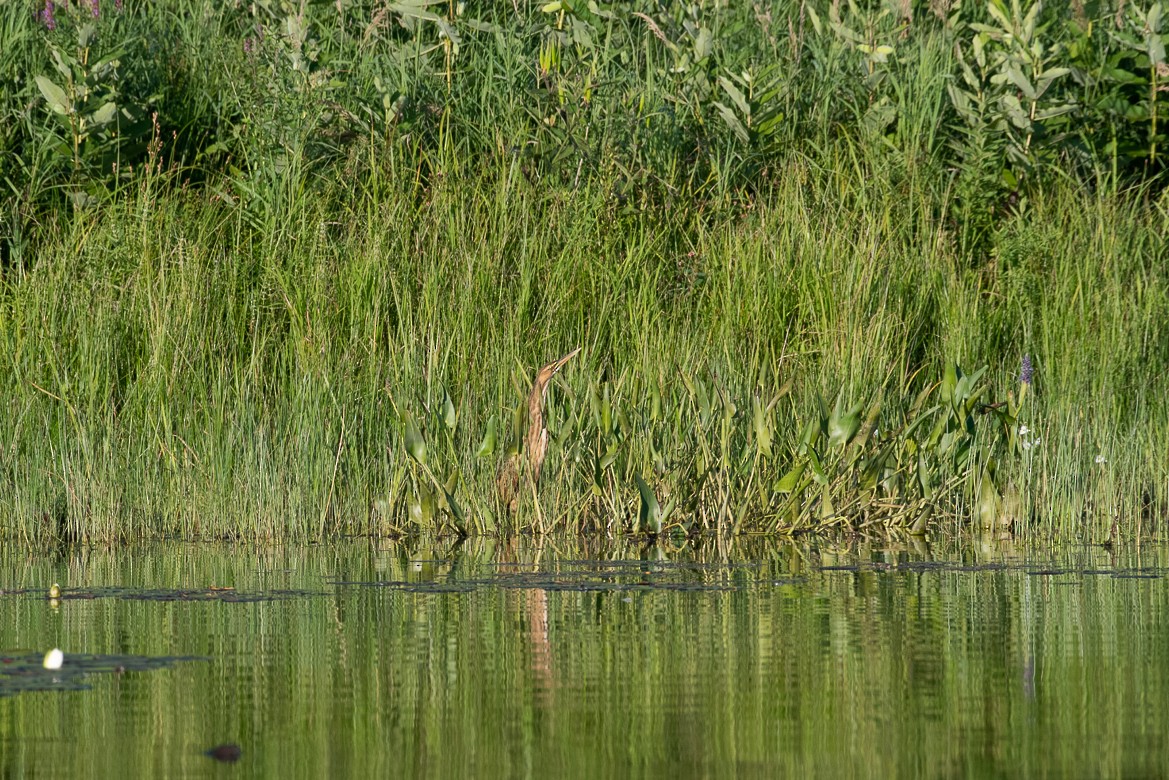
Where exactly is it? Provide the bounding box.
[497,347,581,515]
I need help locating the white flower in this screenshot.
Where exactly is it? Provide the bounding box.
[1018,424,1031,436]
[43,648,64,670]
[1095,454,1107,464]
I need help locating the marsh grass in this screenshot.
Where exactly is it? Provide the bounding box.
[1,1,1167,542]
[1,142,1165,542]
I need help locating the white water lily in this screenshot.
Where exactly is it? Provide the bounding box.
[43,648,64,670]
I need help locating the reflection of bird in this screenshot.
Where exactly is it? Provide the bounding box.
[498,347,581,515]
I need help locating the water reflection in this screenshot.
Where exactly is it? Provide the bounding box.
[0,536,1166,778]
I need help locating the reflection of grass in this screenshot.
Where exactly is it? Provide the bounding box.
[3,540,1169,777]
[0,157,1164,541]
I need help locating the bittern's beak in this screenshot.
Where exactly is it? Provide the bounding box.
[536,347,581,391]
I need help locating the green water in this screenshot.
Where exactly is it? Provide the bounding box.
[1,538,1167,778]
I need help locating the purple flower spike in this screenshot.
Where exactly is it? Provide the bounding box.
[40,0,56,30]
[91,0,100,18]
[1020,354,1033,386]
[115,0,123,11]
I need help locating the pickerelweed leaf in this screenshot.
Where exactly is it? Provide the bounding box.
[404,412,426,463]
[752,394,772,458]
[808,449,828,486]
[776,461,806,493]
[635,474,663,534]
[476,416,497,458]
[441,386,457,431]
[828,395,862,448]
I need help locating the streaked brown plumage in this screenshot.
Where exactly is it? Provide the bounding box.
[497,347,581,514]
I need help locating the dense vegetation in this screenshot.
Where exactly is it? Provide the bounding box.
[0,0,1166,542]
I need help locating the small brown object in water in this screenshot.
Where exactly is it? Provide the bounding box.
[204,744,243,763]
[497,347,581,514]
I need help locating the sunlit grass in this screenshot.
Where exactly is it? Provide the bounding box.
[0,145,1164,542]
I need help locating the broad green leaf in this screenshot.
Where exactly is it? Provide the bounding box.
[1001,93,1031,129]
[35,76,72,116]
[1149,34,1166,65]
[917,454,934,499]
[986,2,1012,36]
[635,474,663,534]
[941,362,958,407]
[714,102,749,143]
[692,26,712,61]
[442,487,466,532]
[909,503,933,535]
[91,101,117,126]
[404,412,426,463]
[808,449,828,486]
[78,23,96,48]
[476,416,496,458]
[409,481,434,525]
[718,76,751,120]
[752,395,773,458]
[1034,104,1077,121]
[601,385,612,435]
[441,386,457,431]
[819,484,834,520]
[977,460,1000,528]
[799,417,821,452]
[1022,2,1040,42]
[775,462,806,493]
[1006,66,1036,100]
[828,395,862,448]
